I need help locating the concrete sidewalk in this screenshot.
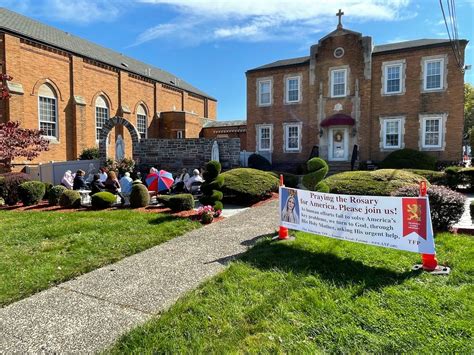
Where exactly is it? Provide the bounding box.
[0,200,279,353]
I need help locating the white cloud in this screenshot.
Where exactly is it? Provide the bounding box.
[134,0,414,45]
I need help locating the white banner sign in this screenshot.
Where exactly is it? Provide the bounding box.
[280,187,436,254]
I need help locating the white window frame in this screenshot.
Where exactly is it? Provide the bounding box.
[257,78,272,107]
[95,96,109,142]
[285,75,301,104]
[422,57,445,92]
[381,117,403,150]
[420,115,444,150]
[330,68,347,98]
[257,124,273,152]
[284,123,302,152]
[382,61,405,95]
[38,95,58,140]
[137,113,147,139]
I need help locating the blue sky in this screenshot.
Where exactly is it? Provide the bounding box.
[2,0,473,120]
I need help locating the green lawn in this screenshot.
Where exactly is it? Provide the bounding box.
[0,210,200,306]
[110,232,474,353]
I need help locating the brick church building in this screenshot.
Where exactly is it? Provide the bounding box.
[246,11,468,170]
[0,8,217,166]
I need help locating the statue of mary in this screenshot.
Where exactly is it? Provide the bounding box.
[115,134,125,161]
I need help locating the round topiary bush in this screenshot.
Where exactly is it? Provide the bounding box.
[379,149,437,170]
[221,168,279,205]
[200,160,224,211]
[91,191,117,209]
[323,169,428,196]
[59,190,81,208]
[48,185,67,206]
[157,194,195,212]
[392,185,465,231]
[302,158,329,191]
[403,169,446,185]
[18,181,46,206]
[0,172,30,205]
[248,153,272,171]
[129,183,150,208]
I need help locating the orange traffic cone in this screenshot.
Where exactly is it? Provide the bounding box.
[279,174,289,240]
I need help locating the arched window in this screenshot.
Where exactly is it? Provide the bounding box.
[38,84,58,138]
[136,104,147,139]
[95,95,109,140]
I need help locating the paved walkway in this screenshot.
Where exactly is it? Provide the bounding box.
[0,200,279,353]
[452,193,474,233]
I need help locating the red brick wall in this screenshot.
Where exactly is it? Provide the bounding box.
[201,126,247,150]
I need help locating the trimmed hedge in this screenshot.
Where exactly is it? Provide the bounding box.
[129,183,150,208]
[323,169,428,196]
[221,168,279,205]
[157,194,195,212]
[91,192,116,209]
[248,153,272,171]
[48,185,67,206]
[393,185,465,231]
[270,172,299,188]
[403,169,446,185]
[18,181,46,206]
[59,190,81,208]
[0,172,31,205]
[379,149,437,170]
[200,160,224,211]
[43,182,52,200]
[302,158,329,192]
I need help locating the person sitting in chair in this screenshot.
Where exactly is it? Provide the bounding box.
[185,169,204,194]
[104,171,125,206]
[73,170,88,190]
[172,168,190,193]
[90,174,105,194]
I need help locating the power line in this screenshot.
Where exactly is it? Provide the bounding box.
[439,0,464,71]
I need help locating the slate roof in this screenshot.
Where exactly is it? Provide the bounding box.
[203,120,247,128]
[247,38,464,73]
[0,7,215,100]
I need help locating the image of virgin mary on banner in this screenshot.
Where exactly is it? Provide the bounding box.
[281,188,300,225]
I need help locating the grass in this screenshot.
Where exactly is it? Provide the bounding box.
[0,210,200,306]
[110,232,474,353]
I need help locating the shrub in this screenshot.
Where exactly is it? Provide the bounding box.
[79,147,100,160]
[323,169,428,196]
[59,190,81,208]
[444,166,463,189]
[129,183,150,208]
[0,172,30,205]
[380,149,437,170]
[48,185,67,206]
[18,181,46,206]
[200,160,224,211]
[157,194,195,212]
[0,197,4,206]
[392,185,465,231]
[302,158,329,191]
[459,167,474,189]
[269,172,299,188]
[91,191,116,209]
[221,168,279,205]
[43,182,52,200]
[248,153,272,171]
[403,169,446,185]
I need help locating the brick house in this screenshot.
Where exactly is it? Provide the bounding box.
[246,15,468,171]
[200,120,247,150]
[0,8,217,167]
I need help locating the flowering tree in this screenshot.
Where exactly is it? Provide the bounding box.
[0,121,49,169]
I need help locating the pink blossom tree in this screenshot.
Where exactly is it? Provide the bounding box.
[0,121,49,170]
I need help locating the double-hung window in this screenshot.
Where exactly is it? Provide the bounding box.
[424,58,444,91]
[382,118,402,149]
[286,76,300,103]
[285,124,301,151]
[258,79,272,106]
[331,69,347,97]
[38,84,58,139]
[422,116,443,148]
[257,125,272,151]
[384,63,403,94]
[95,96,109,141]
[136,105,147,139]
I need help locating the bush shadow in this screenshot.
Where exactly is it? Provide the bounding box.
[147,214,181,225]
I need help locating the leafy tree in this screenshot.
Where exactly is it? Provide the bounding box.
[464,83,474,134]
[0,121,49,169]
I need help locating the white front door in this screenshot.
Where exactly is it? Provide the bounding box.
[328,127,349,161]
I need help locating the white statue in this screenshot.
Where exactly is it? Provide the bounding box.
[211,140,219,162]
[115,134,125,161]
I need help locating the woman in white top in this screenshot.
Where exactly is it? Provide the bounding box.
[185,169,204,193]
[61,170,74,189]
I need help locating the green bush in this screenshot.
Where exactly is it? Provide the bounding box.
[403,169,446,185]
[393,185,465,231]
[221,168,279,205]
[323,169,428,196]
[270,172,299,188]
[444,166,463,189]
[248,153,272,171]
[0,172,30,205]
[200,160,224,210]
[43,182,52,200]
[129,183,150,208]
[459,167,474,190]
[302,158,329,191]
[91,192,116,209]
[380,149,437,170]
[18,181,46,206]
[79,147,100,160]
[157,194,195,212]
[48,185,67,206]
[59,190,81,208]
